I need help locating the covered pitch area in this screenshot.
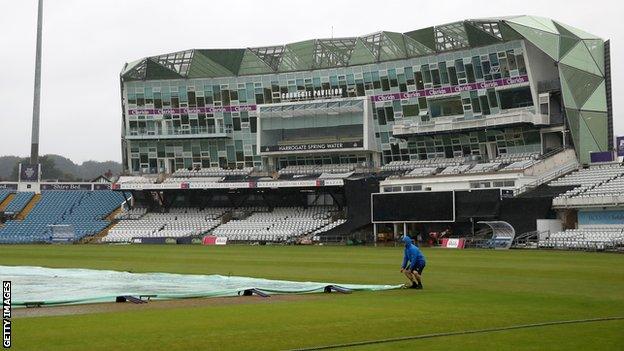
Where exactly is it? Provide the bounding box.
[3,244,623,350]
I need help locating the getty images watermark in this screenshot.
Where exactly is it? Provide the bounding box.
[2,281,10,348]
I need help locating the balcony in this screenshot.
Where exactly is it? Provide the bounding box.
[125,126,231,140]
[392,109,550,136]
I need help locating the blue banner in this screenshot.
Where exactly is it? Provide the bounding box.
[19,163,40,182]
[40,183,92,191]
[617,136,624,157]
[590,151,614,163]
[578,209,624,225]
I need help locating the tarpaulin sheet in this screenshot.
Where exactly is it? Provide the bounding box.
[0,266,401,306]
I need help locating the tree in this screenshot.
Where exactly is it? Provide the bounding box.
[10,156,76,182]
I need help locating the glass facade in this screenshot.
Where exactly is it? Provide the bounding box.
[121,16,610,172]
[403,126,541,161]
[123,41,536,172]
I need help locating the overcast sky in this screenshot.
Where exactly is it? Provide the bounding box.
[0,0,622,163]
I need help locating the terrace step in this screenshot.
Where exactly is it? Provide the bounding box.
[105,206,124,221]
[16,194,41,220]
[81,204,124,243]
[0,193,15,211]
[84,220,118,244]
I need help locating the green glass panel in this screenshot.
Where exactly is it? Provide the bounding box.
[278,40,315,71]
[464,22,501,46]
[379,32,407,61]
[122,59,148,81]
[581,81,607,112]
[559,64,603,107]
[559,72,580,109]
[578,113,602,163]
[145,59,183,80]
[187,52,235,78]
[507,22,560,60]
[403,27,436,51]
[530,16,560,34]
[560,41,603,77]
[248,46,284,71]
[384,32,406,50]
[565,108,581,153]
[559,71,578,109]
[553,21,580,40]
[348,39,376,65]
[581,111,608,150]
[122,59,145,75]
[583,39,605,75]
[314,39,357,68]
[197,49,245,75]
[237,50,274,75]
[403,35,433,57]
[553,21,601,40]
[498,22,523,41]
[507,16,558,34]
[558,35,579,59]
[360,33,382,60]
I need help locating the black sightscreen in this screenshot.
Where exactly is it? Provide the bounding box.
[455,189,501,219]
[372,191,454,222]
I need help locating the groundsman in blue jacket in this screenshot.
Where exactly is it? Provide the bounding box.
[400,235,426,289]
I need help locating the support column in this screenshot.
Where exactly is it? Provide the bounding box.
[30,0,44,165]
[373,223,378,247]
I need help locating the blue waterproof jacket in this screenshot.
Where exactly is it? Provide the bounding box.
[401,235,426,269]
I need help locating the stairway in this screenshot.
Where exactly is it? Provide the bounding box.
[106,207,124,221]
[83,205,124,243]
[82,221,118,243]
[0,194,15,212]
[16,194,41,220]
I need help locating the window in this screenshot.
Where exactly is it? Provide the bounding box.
[493,180,515,188]
[421,65,432,84]
[383,186,402,193]
[487,89,499,108]
[465,63,476,83]
[470,181,491,188]
[233,118,241,131]
[250,117,257,133]
[431,69,441,86]
[471,91,481,114]
[499,87,533,109]
[385,107,394,122]
[479,95,491,115]
[429,97,464,118]
[403,185,422,191]
[439,62,449,85]
[403,105,420,117]
[415,71,424,90]
[447,66,458,86]
[377,108,387,125]
[381,77,390,91]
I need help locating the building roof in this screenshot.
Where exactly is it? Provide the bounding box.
[120,15,603,81]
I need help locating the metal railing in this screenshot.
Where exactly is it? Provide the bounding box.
[127,125,229,137]
[393,109,549,136]
[514,154,578,196]
[537,238,623,251]
[511,230,548,248]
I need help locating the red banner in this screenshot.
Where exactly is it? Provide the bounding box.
[441,238,465,249]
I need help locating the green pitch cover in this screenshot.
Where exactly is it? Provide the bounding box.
[0,266,401,306]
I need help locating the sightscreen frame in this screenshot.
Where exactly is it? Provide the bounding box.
[370,190,456,223]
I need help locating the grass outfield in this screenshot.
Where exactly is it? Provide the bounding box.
[2,245,623,350]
